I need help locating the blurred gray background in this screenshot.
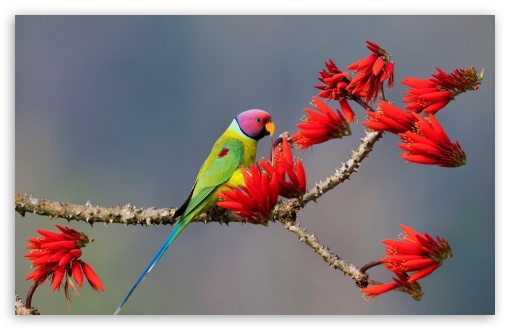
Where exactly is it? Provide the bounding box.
[15,16,494,314]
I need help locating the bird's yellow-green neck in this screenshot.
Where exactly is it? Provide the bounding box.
[227,118,259,164]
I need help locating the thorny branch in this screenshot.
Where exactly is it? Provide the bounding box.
[15,122,382,288]
[282,220,369,287]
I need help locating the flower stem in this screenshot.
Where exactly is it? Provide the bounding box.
[351,95,376,112]
[25,280,41,310]
[360,260,383,273]
[378,83,386,101]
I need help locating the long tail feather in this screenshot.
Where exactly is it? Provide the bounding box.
[114,218,188,315]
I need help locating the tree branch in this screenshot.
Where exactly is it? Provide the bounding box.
[301,130,383,205]
[16,124,384,301]
[15,193,242,226]
[281,220,369,287]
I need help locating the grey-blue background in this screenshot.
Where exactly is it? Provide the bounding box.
[15,16,494,314]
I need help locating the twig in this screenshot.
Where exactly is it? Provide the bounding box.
[301,130,383,205]
[281,220,369,287]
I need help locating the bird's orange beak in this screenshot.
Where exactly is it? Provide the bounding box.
[265,121,275,137]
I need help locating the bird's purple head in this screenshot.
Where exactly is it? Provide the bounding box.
[236,109,275,140]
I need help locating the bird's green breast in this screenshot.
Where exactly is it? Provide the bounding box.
[184,119,259,216]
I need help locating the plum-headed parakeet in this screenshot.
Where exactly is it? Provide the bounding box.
[115,109,274,314]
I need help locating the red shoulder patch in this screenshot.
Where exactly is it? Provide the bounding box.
[218,148,229,158]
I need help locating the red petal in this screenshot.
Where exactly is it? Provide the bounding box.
[400,224,421,242]
[372,57,385,75]
[259,159,275,174]
[217,201,249,212]
[401,258,437,271]
[378,101,413,122]
[24,250,47,259]
[295,159,306,194]
[72,261,84,287]
[347,58,364,70]
[382,239,428,255]
[58,251,75,267]
[406,87,440,96]
[54,224,80,236]
[318,90,331,98]
[384,62,394,76]
[281,139,293,164]
[418,91,452,101]
[297,121,339,132]
[422,99,450,114]
[340,99,356,123]
[401,154,439,165]
[303,108,328,123]
[407,264,440,283]
[37,229,66,241]
[41,240,77,250]
[70,249,82,258]
[360,282,399,296]
[32,253,53,265]
[312,96,338,121]
[365,40,382,54]
[407,143,441,156]
[363,121,391,132]
[354,53,378,71]
[51,268,65,291]
[81,261,104,292]
[371,115,409,134]
[296,128,331,138]
[401,78,437,89]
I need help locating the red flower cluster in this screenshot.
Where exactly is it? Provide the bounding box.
[291,96,351,150]
[217,138,308,223]
[401,77,452,114]
[381,224,452,283]
[433,66,483,90]
[316,59,350,100]
[25,225,104,308]
[363,101,466,167]
[398,113,466,167]
[361,224,451,300]
[315,59,356,123]
[363,100,416,134]
[401,66,483,114]
[346,40,395,103]
[261,138,307,199]
[361,272,423,301]
[216,163,279,225]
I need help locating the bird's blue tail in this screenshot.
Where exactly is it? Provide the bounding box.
[114,219,188,315]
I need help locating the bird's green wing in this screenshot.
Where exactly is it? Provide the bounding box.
[178,138,244,220]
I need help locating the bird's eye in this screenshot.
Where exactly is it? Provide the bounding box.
[256,117,262,123]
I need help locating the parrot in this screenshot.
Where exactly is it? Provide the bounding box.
[114,109,275,314]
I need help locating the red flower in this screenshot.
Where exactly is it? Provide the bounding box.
[401,78,452,114]
[216,163,279,225]
[361,272,423,301]
[315,59,356,123]
[25,225,104,309]
[316,59,351,100]
[291,96,351,150]
[260,138,307,199]
[401,66,483,114]
[362,100,417,134]
[347,40,395,103]
[381,224,452,283]
[431,66,484,91]
[398,113,466,167]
